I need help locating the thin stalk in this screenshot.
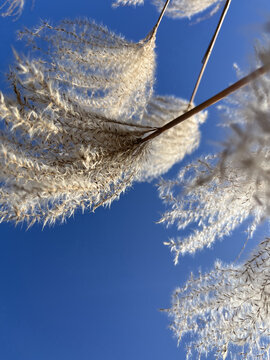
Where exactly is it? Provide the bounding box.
[187,0,232,110]
[138,62,270,144]
[147,0,171,39]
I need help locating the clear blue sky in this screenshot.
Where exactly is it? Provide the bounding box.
[0,1,270,359]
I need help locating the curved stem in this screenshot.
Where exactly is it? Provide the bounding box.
[138,62,270,144]
[187,0,232,110]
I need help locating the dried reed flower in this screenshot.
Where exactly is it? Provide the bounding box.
[158,31,270,263]
[19,19,156,122]
[0,56,151,226]
[158,155,265,262]
[168,237,270,359]
[213,45,270,218]
[0,18,160,226]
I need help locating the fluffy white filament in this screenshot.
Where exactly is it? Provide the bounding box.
[137,96,207,181]
[0,0,25,17]
[158,39,270,262]
[0,59,150,226]
[168,238,270,359]
[1,18,204,226]
[0,18,159,226]
[19,19,156,123]
[158,156,265,262]
[212,49,270,218]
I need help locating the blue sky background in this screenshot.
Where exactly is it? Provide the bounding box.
[0,1,270,359]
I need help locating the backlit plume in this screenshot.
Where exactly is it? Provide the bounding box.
[18,19,156,123]
[158,155,265,263]
[158,38,270,263]
[0,18,159,226]
[168,238,270,359]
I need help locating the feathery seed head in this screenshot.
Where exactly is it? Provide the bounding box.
[18,19,156,122]
[158,155,265,263]
[168,238,270,359]
[0,18,158,226]
[158,27,270,262]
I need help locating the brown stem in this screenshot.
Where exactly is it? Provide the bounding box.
[147,0,171,39]
[138,62,270,144]
[186,0,232,111]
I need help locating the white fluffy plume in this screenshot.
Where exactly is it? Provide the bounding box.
[19,19,156,122]
[0,16,204,226]
[0,55,151,226]
[158,33,270,262]
[0,18,159,226]
[168,238,270,359]
[158,155,265,262]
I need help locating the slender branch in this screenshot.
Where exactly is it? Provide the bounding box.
[187,0,232,110]
[147,0,171,39]
[138,62,270,144]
